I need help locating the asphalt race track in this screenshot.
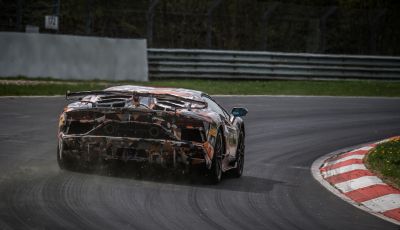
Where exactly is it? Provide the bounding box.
[0,96,399,230]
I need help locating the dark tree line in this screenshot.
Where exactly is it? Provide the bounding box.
[1,0,399,55]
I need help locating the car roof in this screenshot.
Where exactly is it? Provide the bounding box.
[105,85,206,102]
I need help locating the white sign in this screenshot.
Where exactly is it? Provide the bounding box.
[45,15,59,30]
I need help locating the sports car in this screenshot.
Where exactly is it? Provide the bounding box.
[57,85,247,183]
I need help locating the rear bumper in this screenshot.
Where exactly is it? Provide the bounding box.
[59,134,211,169]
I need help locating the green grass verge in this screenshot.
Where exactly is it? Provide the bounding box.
[1,77,400,96]
[366,138,400,189]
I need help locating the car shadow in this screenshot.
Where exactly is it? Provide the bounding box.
[64,162,285,194]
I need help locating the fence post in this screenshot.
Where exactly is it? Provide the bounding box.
[53,0,60,33]
[206,0,223,49]
[16,0,23,31]
[369,9,386,55]
[85,0,92,35]
[147,0,159,47]
[261,2,279,50]
[319,6,337,53]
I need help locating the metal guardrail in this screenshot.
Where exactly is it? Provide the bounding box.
[148,48,400,80]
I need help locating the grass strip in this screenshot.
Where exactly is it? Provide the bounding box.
[1,78,400,96]
[365,138,400,189]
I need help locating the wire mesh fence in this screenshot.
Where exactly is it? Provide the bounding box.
[1,0,399,55]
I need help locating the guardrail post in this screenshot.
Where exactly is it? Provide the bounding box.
[207,0,223,49]
[261,2,280,50]
[147,0,159,47]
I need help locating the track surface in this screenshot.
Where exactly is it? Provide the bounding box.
[0,96,399,230]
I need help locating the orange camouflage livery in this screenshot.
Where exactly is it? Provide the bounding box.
[57,85,247,183]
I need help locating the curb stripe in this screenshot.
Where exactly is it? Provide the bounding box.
[334,176,384,193]
[312,137,400,225]
[335,149,369,160]
[383,208,400,221]
[322,164,366,178]
[324,154,365,166]
[325,169,374,184]
[321,159,363,172]
[344,184,400,203]
[361,194,400,213]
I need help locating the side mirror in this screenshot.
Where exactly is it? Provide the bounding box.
[231,107,248,117]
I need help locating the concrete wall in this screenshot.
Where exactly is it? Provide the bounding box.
[0,32,148,81]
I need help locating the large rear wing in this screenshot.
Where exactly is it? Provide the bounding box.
[65,90,207,109]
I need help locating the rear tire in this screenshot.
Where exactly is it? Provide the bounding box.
[208,131,223,184]
[57,144,67,169]
[233,131,245,178]
[57,144,74,170]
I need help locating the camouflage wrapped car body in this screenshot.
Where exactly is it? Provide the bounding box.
[57,85,247,182]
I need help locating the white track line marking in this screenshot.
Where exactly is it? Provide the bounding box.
[324,154,365,167]
[322,164,366,178]
[361,194,400,213]
[334,176,385,193]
